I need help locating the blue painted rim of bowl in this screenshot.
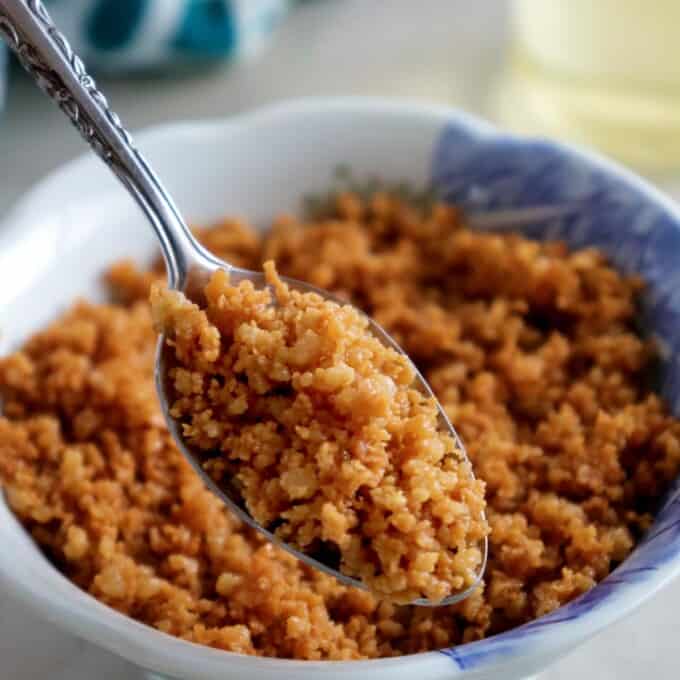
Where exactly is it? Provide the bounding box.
[428,109,680,669]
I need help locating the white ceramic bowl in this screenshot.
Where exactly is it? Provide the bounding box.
[2,98,680,680]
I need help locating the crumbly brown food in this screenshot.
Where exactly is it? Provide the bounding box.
[2,193,680,660]
[151,261,487,604]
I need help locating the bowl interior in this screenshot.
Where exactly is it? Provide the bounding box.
[1,99,680,679]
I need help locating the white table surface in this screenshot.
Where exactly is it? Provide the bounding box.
[1,1,679,678]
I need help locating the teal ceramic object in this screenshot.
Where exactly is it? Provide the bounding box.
[0,46,6,114]
[45,0,293,73]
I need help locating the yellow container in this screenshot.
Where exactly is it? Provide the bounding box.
[497,0,680,174]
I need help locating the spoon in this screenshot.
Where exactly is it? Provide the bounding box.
[0,0,487,606]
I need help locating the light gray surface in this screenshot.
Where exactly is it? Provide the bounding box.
[0,1,678,678]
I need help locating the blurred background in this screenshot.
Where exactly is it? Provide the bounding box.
[1,1,679,678]
[1,0,680,217]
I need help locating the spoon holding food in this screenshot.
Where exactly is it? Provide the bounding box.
[0,0,488,605]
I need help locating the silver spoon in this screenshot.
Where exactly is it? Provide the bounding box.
[0,0,488,606]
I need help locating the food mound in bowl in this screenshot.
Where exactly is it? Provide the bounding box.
[1,191,680,660]
[151,262,488,605]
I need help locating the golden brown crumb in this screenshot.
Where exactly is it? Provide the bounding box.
[151,262,487,604]
[1,191,679,660]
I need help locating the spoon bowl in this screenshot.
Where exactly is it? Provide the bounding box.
[156,257,488,607]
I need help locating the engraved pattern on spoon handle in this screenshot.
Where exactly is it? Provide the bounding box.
[0,0,209,287]
[0,0,136,174]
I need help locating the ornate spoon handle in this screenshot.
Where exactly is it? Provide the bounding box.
[0,0,199,287]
